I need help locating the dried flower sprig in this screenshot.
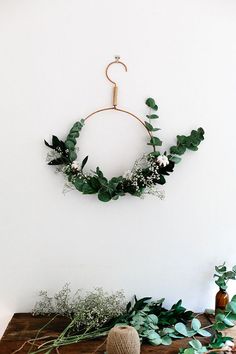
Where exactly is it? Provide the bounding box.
[33,284,126,331]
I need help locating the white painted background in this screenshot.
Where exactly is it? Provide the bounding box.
[1,0,236,337]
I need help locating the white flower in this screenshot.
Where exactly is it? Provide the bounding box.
[157,155,169,167]
[71,161,80,170]
[225,340,234,348]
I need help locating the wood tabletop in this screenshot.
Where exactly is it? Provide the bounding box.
[0,313,212,354]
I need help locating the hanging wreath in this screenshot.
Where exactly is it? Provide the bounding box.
[44,97,205,202]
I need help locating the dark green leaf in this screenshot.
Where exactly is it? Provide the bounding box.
[69,151,77,162]
[146,97,158,110]
[146,114,159,119]
[74,178,84,192]
[98,189,112,202]
[81,156,88,170]
[174,323,188,337]
[156,175,166,185]
[147,136,162,146]
[169,156,181,164]
[48,158,65,165]
[52,135,60,147]
[88,177,101,192]
[44,139,53,149]
[82,183,96,194]
[65,140,75,150]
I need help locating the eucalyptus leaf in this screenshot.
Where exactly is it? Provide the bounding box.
[191,318,201,331]
[146,97,158,111]
[147,314,158,325]
[223,317,235,327]
[197,329,211,337]
[189,339,202,350]
[69,151,77,162]
[174,323,189,337]
[161,335,172,345]
[98,189,112,202]
[82,184,96,194]
[169,155,181,164]
[183,348,195,354]
[226,301,236,314]
[146,114,159,119]
[147,136,162,146]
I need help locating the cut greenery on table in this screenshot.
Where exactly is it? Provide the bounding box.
[45,97,204,202]
[20,278,236,354]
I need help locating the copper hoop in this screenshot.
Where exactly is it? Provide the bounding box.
[82,57,156,152]
[84,107,155,152]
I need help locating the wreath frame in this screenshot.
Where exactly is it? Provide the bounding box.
[45,97,205,202]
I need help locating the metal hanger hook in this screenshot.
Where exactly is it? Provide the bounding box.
[105,56,128,87]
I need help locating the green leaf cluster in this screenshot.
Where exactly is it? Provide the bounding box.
[214,262,236,290]
[145,97,162,148]
[208,331,233,350]
[44,135,70,165]
[179,339,207,354]
[214,295,236,330]
[179,330,234,354]
[65,119,84,162]
[145,97,158,111]
[169,128,205,163]
[73,166,125,202]
[116,296,207,346]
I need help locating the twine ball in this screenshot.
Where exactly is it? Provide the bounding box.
[106,325,140,354]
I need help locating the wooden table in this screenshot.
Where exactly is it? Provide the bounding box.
[0,313,212,354]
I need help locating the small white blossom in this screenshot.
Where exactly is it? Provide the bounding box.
[144,186,165,200]
[225,340,234,348]
[71,161,80,171]
[157,155,169,167]
[46,150,61,162]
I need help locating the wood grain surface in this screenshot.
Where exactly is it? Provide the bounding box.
[0,313,213,354]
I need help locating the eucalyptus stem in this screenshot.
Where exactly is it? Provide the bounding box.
[29,327,110,354]
[27,315,58,354]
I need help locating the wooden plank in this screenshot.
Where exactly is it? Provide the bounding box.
[0,313,212,354]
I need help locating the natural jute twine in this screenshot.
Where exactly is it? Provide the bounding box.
[106,325,140,354]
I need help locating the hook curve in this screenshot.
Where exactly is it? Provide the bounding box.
[105,57,128,86]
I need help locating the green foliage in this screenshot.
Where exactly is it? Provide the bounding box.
[145,97,158,111]
[208,332,234,350]
[81,156,88,170]
[213,295,236,330]
[179,339,207,354]
[179,330,234,354]
[214,262,236,290]
[117,296,198,346]
[169,155,181,164]
[144,121,160,132]
[148,136,162,146]
[169,128,205,159]
[65,119,84,162]
[44,135,70,165]
[180,293,236,354]
[32,285,236,354]
[145,97,162,148]
[146,114,159,119]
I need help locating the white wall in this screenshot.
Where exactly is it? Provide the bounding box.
[1,0,236,337]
